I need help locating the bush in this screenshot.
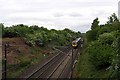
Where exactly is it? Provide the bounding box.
[86,29,98,42]
[19,61,30,67]
[24,34,37,46]
[97,26,111,36]
[2,24,81,47]
[35,39,44,46]
[13,25,31,37]
[110,36,120,79]
[3,27,19,38]
[98,33,115,45]
[88,41,115,69]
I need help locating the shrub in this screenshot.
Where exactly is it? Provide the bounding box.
[18,61,31,67]
[110,36,120,79]
[35,39,44,46]
[97,26,110,36]
[88,41,115,69]
[98,33,115,45]
[12,25,31,37]
[86,29,98,42]
[3,27,18,38]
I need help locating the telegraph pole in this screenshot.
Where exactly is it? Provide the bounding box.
[3,44,9,80]
[71,48,74,78]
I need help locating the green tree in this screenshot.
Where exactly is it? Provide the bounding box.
[86,29,98,42]
[30,25,39,30]
[111,37,120,79]
[107,13,119,24]
[98,33,115,45]
[91,18,99,30]
[88,41,115,69]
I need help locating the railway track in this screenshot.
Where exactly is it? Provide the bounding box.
[23,46,75,79]
[2,45,79,79]
[58,49,78,78]
[2,37,82,79]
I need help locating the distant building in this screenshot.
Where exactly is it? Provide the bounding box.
[118,1,120,20]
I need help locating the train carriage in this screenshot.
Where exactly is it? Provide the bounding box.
[72,37,81,49]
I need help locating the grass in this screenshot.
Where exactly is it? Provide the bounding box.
[30,47,41,54]
[7,61,30,78]
[6,46,50,78]
[7,56,32,78]
[30,53,48,64]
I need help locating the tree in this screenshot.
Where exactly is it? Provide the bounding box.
[63,28,73,33]
[91,18,99,30]
[111,37,120,79]
[98,33,115,45]
[30,25,39,30]
[86,29,98,42]
[88,41,115,69]
[107,13,119,24]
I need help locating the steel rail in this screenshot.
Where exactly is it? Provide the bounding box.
[32,53,65,79]
[46,51,70,79]
[26,47,70,79]
[58,51,73,78]
[58,49,78,78]
[37,47,71,79]
[26,52,63,79]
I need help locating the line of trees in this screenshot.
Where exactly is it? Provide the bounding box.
[1,24,81,47]
[86,13,120,78]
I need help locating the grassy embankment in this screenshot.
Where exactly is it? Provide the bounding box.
[7,47,49,78]
[76,35,113,78]
[76,13,120,79]
[1,24,81,78]
[3,38,52,78]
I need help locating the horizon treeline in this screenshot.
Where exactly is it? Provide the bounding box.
[0,24,81,46]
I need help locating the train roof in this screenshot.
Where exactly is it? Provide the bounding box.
[72,37,81,43]
[76,37,81,42]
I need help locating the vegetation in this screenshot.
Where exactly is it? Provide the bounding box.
[77,13,120,79]
[1,12,120,79]
[7,47,46,78]
[1,24,81,78]
[2,24,81,47]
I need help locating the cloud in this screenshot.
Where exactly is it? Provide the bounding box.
[69,13,83,17]
[53,13,64,17]
[71,24,91,33]
[0,0,119,32]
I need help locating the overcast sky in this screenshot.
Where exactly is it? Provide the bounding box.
[0,0,119,33]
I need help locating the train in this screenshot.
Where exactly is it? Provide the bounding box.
[72,37,82,49]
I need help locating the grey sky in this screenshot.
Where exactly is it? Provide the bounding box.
[0,0,119,33]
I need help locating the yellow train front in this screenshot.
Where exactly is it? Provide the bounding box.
[72,37,81,49]
[72,41,78,49]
